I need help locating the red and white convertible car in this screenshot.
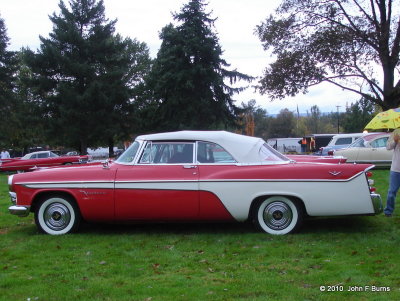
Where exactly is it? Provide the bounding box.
[0,151,90,172]
[8,131,382,235]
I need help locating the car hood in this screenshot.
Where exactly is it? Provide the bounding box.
[11,162,114,184]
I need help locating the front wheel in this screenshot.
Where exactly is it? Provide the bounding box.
[34,195,81,235]
[253,196,303,235]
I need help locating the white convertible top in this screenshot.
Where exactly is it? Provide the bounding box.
[136,130,268,163]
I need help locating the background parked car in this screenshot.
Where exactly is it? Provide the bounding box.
[267,138,302,153]
[66,151,78,156]
[0,150,90,172]
[333,132,392,167]
[305,134,336,153]
[320,133,367,156]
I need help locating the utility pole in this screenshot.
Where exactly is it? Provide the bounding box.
[336,106,341,133]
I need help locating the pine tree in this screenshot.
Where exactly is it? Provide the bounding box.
[25,0,150,154]
[0,14,17,148]
[147,0,252,131]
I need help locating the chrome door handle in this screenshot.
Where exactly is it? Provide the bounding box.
[183,165,197,169]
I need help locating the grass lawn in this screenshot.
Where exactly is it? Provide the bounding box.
[1,170,399,300]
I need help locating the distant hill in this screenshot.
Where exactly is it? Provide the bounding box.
[268,112,335,118]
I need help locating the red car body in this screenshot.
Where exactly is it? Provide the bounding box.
[7,131,382,235]
[0,151,90,172]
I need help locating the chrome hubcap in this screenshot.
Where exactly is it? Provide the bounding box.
[263,201,293,230]
[44,203,71,231]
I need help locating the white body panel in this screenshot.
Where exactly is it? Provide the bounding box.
[199,174,374,220]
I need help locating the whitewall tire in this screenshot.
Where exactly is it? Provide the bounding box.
[35,195,81,235]
[254,196,303,235]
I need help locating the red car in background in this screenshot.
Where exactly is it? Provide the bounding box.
[0,151,90,172]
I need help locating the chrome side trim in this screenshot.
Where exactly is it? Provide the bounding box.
[9,205,30,217]
[22,182,114,189]
[370,193,383,214]
[13,168,373,190]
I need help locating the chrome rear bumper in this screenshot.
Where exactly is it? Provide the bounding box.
[371,193,383,214]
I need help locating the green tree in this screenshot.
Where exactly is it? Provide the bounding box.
[320,112,342,134]
[0,14,17,149]
[24,0,150,154]
[342,98,374,132]
[292,116,308,137]
[307,105,322,134]
[269,108,296,138]
[253,107,271,140]
[147,0,252,131]
[8,50,46,153]
[256,0,400,110]
[238,100,271,139]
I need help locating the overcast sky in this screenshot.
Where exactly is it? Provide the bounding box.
[0,0,356,114]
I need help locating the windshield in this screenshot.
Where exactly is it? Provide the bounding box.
[259,143,290,163]
[21,154,32,159]
[349,137,366,148]
[115,141,140,163]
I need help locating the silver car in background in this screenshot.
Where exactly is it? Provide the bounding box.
[333,133,392,167]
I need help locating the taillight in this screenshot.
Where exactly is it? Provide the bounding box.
[366,171,376,193]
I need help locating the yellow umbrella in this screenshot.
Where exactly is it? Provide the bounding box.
[364,108,400,130]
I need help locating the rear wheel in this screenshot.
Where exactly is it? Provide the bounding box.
[253,196,303,235]
[34,195,81,235]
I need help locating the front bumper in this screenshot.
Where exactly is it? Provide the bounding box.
[371,193,383,214]
[9,205,30,217]
[8,190,30,217]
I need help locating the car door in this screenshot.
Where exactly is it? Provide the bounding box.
[346,139,366,161]
[24,153,40,169]
[196,141,237,220]
[35,151,59,168]
[353,146,370,161]
[114,141,199,220]
[367,136,392,162]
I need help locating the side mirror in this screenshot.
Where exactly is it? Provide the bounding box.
[102,159,111,169]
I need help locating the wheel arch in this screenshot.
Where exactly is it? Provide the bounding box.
[31,190,80,215]
[248,194,308,221]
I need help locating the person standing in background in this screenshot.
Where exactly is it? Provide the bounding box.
[1,149,10,159]
[299,137,307,153]
[310,137,316,152]
[385,130,400,217]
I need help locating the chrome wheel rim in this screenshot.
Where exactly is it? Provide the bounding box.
[263,201,293,230]
[43,203,71,231]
